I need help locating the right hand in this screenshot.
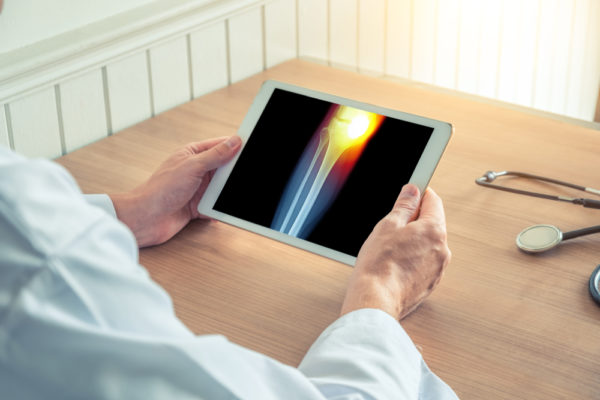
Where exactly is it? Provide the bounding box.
[340,184,451,320]
[110,136,242,248]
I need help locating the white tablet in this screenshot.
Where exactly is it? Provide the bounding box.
[198,80,452,265]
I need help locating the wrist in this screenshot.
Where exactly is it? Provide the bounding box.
[340,272,405,320]
[109,189,158,247]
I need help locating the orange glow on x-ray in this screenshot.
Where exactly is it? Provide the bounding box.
[271,105,385,238]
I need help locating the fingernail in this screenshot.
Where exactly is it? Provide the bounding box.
[399,184,419,198]
[225,136,241,148]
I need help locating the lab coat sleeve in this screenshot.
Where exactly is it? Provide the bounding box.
[0,151,322,399]
[83,193,117,217]
[0,148,458,400]
[299,309,459,400]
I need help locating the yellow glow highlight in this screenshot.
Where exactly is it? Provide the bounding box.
[347,114,370,139]
[327,106,384,152]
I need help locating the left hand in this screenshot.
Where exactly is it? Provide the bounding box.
[110,136,242,247]
[340,184,451,320]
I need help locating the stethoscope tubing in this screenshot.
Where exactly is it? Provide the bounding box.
[562,225,600,241]
[475,171,600,306]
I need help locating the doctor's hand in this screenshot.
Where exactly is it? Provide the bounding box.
[341,184,451,321]
[110,136,242,248]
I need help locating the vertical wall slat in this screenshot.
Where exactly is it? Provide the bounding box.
[496,0,522,104]
[0,105,9,148]
[581,0,600,121]
[477,1,502,98]
[411,0,436,84]
[149,37,191,115]
[548,0,574,115]
[264,0,297,68]
[298,0,328,61]
[60,70,108,152]
[228,8,264,83]
[456,0,481,94]
[513,0,539,108]
[357,0,385,75]
[9,88,62,158]
[434,0,459,89]
[329,0,358,69]
[385,0,412,79]
[533,0,559,112]
[190,22,229,97]
[565,0,590,119]
[106,52,152,133]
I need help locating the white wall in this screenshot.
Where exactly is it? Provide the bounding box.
[298,0,600,123]
[0,0,157,53]
[0,0,599,159]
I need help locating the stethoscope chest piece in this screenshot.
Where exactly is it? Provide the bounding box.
[590,265,600,306]
[516,225,600,306]
[516,224,562,253]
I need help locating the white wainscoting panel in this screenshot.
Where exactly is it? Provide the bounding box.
[9,88,62,159]
[264,0,297,68]
[385,0,412,79]
[228,8,264,83]
[190,22,229,97]
[329,0,358,69]
[0,105,9,148]
[149,37,192,115]
[0,1,277,158]
[357,0,385,75]
[298,0,328,62]
[59,70,108,152]
[106,52,152,133]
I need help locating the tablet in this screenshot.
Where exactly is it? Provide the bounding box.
[198,80,452,265]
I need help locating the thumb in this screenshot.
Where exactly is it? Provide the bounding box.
[390,184,421,225]
[196,136,242,171]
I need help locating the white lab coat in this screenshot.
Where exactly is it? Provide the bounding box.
[0,146,458,399]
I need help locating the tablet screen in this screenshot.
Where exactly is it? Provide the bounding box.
[212,88,434,257]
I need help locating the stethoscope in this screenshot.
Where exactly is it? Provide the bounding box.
[515,224,600,305]
[476,170,600,305]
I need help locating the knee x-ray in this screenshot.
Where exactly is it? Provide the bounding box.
[271,105,385,239]
[213,89,433,257]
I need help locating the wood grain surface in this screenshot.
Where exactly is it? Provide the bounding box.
[56,60,600,400]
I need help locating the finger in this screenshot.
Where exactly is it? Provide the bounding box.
[390,184,421,226]
[417,187,447,228]
[194,136,242,172]
[185,137,230,154]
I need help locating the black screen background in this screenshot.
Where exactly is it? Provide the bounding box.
[214,89,433,257]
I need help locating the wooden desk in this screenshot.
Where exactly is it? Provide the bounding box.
[57,60,600,399]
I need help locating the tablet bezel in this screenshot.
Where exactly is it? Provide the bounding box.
[197,80,452,265]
